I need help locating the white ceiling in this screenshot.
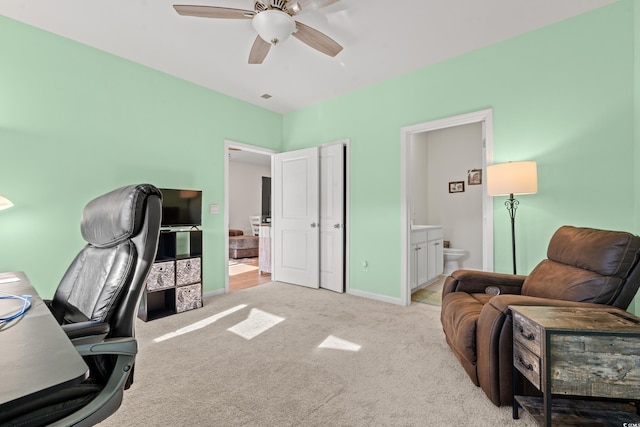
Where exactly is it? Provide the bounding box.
[1,0,617,114]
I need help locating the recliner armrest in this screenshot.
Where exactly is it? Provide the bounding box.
[487,294,612,314]
[62,321,110,345]
[443,270,527,296]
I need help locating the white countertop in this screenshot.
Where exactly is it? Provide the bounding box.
[411,225,442,230]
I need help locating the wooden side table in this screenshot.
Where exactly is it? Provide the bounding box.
[511,305,640,426]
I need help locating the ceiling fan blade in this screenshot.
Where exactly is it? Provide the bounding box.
[173,5,255,19]
[293,22,343,57]
[287,0,341,13]
[308,0,342,7]
[249,36,271,64]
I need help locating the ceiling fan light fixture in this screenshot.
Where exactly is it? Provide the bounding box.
[252,10,296,45]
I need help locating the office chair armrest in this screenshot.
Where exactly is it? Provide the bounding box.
[75,337,138,357]
[51,338,138,427]
[62,321,110,345]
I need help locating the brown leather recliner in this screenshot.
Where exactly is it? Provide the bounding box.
[440,225,640,406]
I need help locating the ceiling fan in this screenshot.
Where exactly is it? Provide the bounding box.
[173,0,344,64]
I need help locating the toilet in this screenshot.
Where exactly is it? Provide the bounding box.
[443,248,466,275]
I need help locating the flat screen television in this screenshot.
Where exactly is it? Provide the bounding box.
[160,188,202,227]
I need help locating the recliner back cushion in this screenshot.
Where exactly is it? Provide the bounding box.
[522,259,623,303]
[522,226,640,303]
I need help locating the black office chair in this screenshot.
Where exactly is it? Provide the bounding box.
[0,184,162,427]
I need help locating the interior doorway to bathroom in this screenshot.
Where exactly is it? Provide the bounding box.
[400,109,494,306]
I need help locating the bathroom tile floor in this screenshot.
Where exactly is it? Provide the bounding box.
[411,276,445,306]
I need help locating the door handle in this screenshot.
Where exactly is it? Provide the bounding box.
[334,224,341,229]
[310,223,317,228]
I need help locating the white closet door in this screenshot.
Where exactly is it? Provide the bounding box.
[320,143,345,293]
[273,147,319,288]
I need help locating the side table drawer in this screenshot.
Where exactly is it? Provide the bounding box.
[146,261,175,291]
[513,311,542,356]
[514,341,541,390]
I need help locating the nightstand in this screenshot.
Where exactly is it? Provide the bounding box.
[511,305,640,426]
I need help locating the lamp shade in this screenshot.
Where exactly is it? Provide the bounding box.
[252,10,296,45]
[0,195,14,211]
[486,161,537,196]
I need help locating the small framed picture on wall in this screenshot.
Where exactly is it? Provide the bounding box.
[468,169,482,185]
[449,181,465,193]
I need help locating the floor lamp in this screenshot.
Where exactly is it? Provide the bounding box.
[486,161,537,275]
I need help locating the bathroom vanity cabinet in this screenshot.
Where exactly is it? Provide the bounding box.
[410,226,444,290]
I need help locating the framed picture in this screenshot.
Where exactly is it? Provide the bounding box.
[468,169,482,185]
[449,181,465,193]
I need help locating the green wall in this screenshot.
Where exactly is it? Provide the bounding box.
[0,16,282,298]
[283,1,638,304]
[2,1,639,313]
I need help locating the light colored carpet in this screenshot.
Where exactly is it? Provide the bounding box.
[98,282,535,427]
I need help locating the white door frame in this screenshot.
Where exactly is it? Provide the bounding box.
[399,109,494,306]
[224,139,278,293]
[223,139,350,294]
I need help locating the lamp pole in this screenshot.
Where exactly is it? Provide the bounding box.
[487,161,537,276]
[505,193,519,275]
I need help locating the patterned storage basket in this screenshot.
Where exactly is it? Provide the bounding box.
[176,257,201,286]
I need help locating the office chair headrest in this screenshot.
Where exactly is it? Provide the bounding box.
[81,184,162,248]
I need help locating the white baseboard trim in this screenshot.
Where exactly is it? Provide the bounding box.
[203,285,405,306]
[347,288,405,306]
[203,288,225,299]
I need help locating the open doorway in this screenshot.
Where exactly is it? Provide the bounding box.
[400,109,494,306]
[224,141,277,292]
[224,139,351,295]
